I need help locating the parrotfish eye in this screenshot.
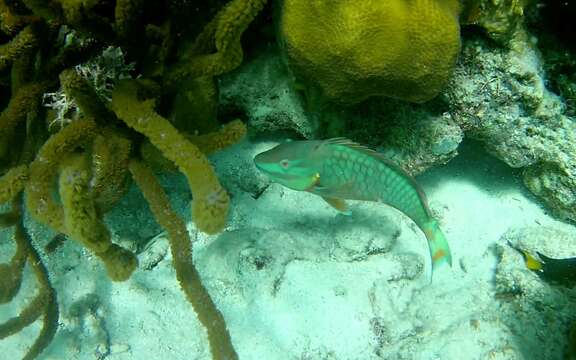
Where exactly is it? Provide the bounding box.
[280,159,290,168]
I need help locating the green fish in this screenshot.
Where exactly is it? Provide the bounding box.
[254,138,452,275]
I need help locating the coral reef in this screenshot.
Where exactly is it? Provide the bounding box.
[528,2,576,117]
[496,226,576,358]
[0,0,258,358]
[0,197,58,360]
[111,80,244,235]
[221,9,575,221]
[279,0,462,105]
[462,0,527,44]
[129,159,236,360]
[1,0,575,357]
[219,49,314,139]
[445,32,576,222]
[166,0,268,83]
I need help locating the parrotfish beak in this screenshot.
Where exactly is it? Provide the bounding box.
[254,147,279,171]
[253,148,278,174]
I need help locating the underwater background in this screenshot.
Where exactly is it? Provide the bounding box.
[0,0,575,359]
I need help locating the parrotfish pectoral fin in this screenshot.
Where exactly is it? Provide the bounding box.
[422,220,453,275]
[322,196,352,215]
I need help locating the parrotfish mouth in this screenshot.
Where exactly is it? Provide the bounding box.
[253,156,276,175]
[253,159,265,172]
[253,147,277,164]
[253,161,300,183]
[253,149,287,177]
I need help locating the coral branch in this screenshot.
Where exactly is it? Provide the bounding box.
[129,159,238,360]
[16,209,59,360]
[0,197,58,360]
[167,0,268,82]
[0,165,28,204]
[25,118,98,233]
[114,0,143,39]
[59,154,137,281]
[19,0,62,21]
[0,25,38,72]
[91,130,132,211]
[0,214,27,303]
[0,291,45,339]
[140,119,247,172]
[0,0,38,35]
[2,1,255,357]
[187,119,247,155]
[0,82,47,138]
[59,68,114,125]
[111,80,230,234]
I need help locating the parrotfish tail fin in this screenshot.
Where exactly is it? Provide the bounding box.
[422,220,453,271]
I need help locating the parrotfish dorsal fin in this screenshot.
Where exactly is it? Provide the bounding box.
[324,138,409,170]
[324,138,384,159]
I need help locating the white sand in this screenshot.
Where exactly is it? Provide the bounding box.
[1,139,575,360]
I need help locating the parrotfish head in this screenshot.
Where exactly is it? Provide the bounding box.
[254,140,324,191]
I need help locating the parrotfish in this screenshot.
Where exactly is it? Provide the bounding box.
[254,138,452,275]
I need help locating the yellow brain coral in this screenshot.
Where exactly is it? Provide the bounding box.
[280,0,462,104]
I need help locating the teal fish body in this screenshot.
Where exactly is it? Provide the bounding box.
[254,138,452,274]
[313,140,430,223]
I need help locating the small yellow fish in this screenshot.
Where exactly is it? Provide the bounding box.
[509,241,576,286]
[254,138,452,277]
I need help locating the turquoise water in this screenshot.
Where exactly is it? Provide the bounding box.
[1,1,575,359]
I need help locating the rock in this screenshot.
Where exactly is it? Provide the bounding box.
[138,233,168,271]
[446,32,576,221]
[462,0,527,44]
[493,226,576,360]
[219,50,314,139]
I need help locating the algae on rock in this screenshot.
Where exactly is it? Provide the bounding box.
[445,32,576,222]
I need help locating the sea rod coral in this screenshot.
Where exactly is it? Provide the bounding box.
[0,0,266,358]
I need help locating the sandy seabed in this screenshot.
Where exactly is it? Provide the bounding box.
[1,140,575,360]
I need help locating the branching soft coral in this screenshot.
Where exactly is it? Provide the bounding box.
[0,1,258,359]
[0,197,58,360]
[59,153,138,281]
[0,25,38,72]
[129,159,238,360]
[166,0,268,83]
[111,79,234,234]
